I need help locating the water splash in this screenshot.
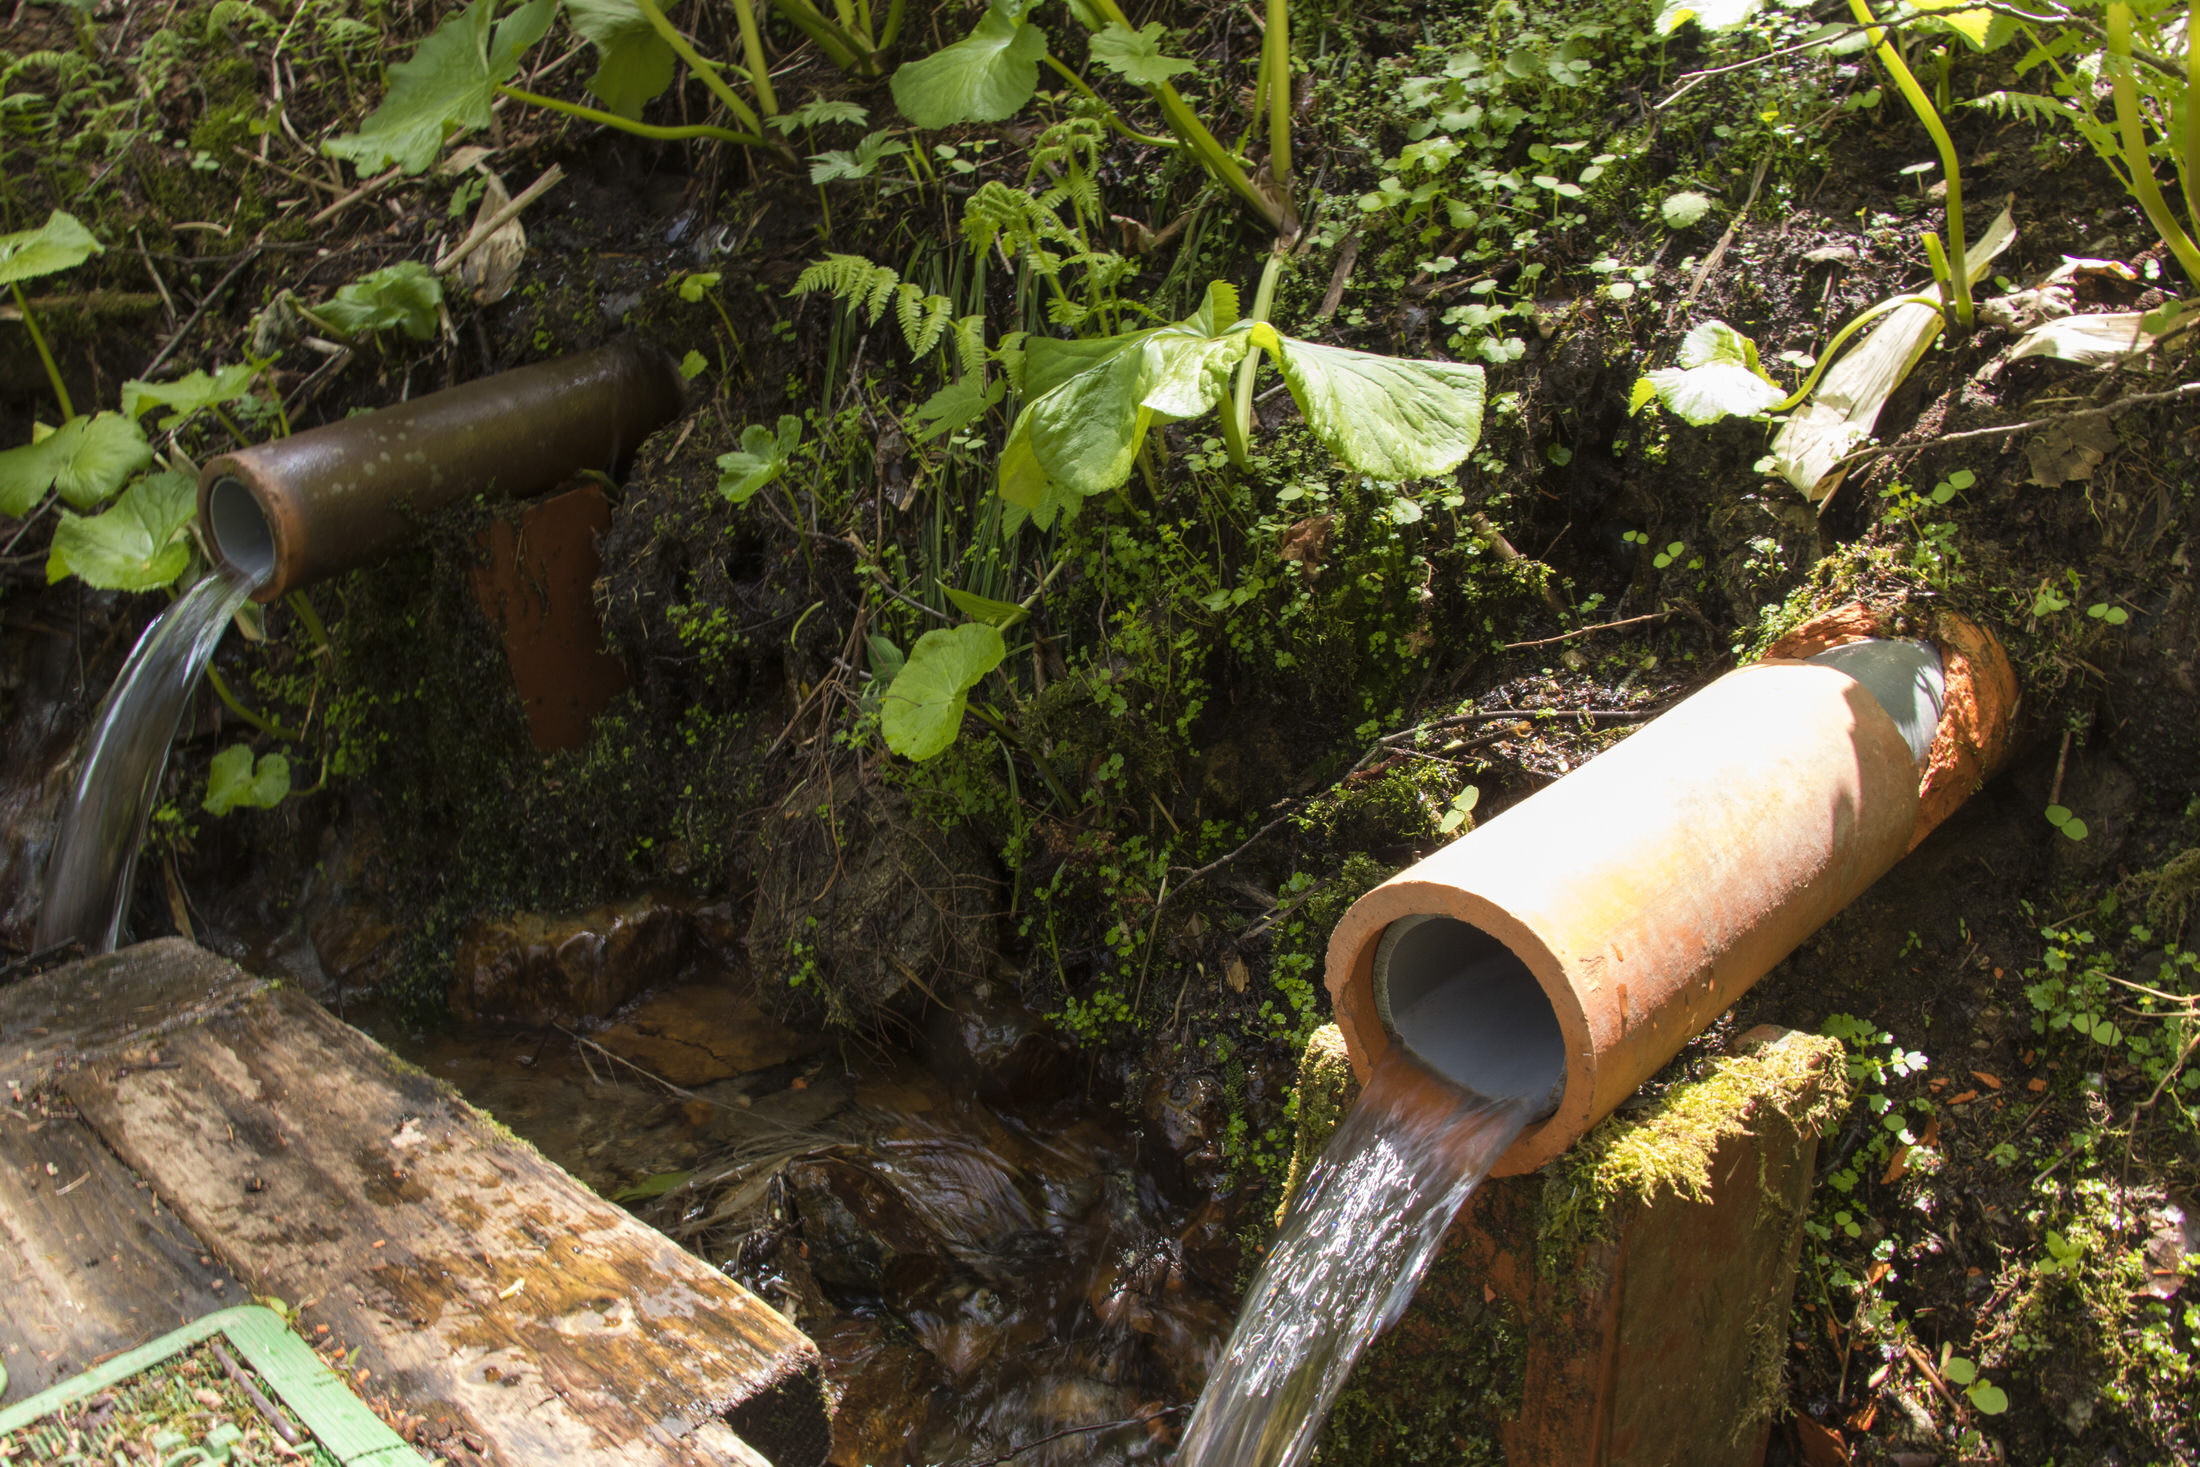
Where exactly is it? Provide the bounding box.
[35,560,267,954]
[1175,1049,1533,1467]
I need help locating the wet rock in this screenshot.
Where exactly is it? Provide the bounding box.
[924,983,1073,1108]
[746,772,1000,1025]
[0,604,88,951]
[450,893,709,1023]
[1140,1070,1229,1196]
[788,1155,950,1294]
[813,1314,944,1467]
[593,981,813,1086]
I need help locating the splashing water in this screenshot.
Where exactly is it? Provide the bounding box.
[1174,1049,1534,1467]
[35,559,268,954]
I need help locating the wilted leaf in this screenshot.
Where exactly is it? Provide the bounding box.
[716,414,803,504]
[314,261,444,341]
[890,0,1046,128]
[2009,310,2162,365]
[0,210,101,286]
[455,171,526,305]
[0,413,153,516]
[1271,335,1486,479]
[45,469,197,590]
[1644,320,1784,425]
[882,621,1006,760]
[202,742,292,815]
[1088,21,1196,86]
[564,0,676,119]
[121,364,261,429]
[325,0,557,174]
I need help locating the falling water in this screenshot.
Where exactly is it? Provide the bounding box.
[1174,1049,1535,1467]
[34,559,268,954]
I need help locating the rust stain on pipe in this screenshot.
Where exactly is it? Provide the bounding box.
[197,340,684,602]
[1326,604,2017,1178]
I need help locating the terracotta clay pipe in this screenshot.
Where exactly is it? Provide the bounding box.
[198,340,685,602]
[1325,605,2018,1177]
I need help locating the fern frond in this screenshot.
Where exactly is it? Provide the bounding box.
[953,315,989,378]
[792,253,900,308]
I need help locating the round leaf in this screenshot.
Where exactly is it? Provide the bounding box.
[890,0,1046,128]
[1661,190,1714,228]
[203,744,292,815]
[1965,1381,2009,1415]
[882,622,1006,760]
[0,210,102,286]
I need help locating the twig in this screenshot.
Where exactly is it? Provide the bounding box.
[951,1405,1188,1467]
[2048,726,2074,807]
[1682,156,1769,311]
[211,1342,303,1446]
[434,164,566,273]
[1838,379,2200,466]
[142,244,262,378]
[1502,610,1674,650]
[306,165,402,229]
[132,228,178,326]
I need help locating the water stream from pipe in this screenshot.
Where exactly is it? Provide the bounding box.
[34,559,268,954]
[1174,1049,1534,1467]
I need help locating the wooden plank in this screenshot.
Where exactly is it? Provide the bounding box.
[63,981,829,1467]
[0,1105,244,1400]
[0,937,264,1087]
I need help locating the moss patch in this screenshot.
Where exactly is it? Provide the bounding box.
[1274,1023,1360,1226]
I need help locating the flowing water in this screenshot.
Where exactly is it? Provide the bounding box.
[1174,1049,1535,1467]
[34,560,266,954]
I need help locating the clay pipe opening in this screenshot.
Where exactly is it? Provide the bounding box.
[1372,914,1566,1118]
[197,339,686,602]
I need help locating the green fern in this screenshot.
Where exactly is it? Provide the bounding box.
[793,253,958,359]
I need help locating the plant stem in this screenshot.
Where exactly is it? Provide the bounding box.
[1226,248,1287,469]
[12,283,73,421]
[1265,0,1292,196]
[628,0,766,134]
[205,666,302,742]
[2108,3,2200,285]
[772,0,867,75]
[285,589,333,665]
[495,85,772,148]
[969,702,1076,809]
[729,0,778,116]
[2185,3,2200,233]
[1849,0,1970,330]
[1040,57,1177,149]
[1773,291,1944,413]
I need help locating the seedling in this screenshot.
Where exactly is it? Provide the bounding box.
[1938,1348,2010,1415]
[1652,540,1686,570]
[1930,467,1974,504]
[2087,601,2130,626]
[2045,803,2090,841]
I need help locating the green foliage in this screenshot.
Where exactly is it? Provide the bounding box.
[1639,320,1782,425]
[0,413,152,516]
[563,0,676,119]
[715,414,803,504]
[0,208,100,284]
[792,254,971,362]
[44,468,197,590]
[889,0,1046,128]
[1086,20,1195,87]
[882,621,1006,760]
[121,363,262,430]
[2046,803,2091,842]
[1659,188,1712,227]
[808,129,910,183]
[314,262,444,341]
[325,0,557,174]
[202,742,292,814]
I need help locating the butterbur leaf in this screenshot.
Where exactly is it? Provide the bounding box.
[121,364,262,429]
[943,585,1028,627]
[1271,336,1487,480]
[0,210,101,286]
[325,0,557,174]
[202,742,292,815]
[0,413,154,516]
[882,622,1006,760]
[1008,333,1154,500]
[717,415,803,504]
[563,0,676,119]
[1645,320,1783,424]
[315,262,443,341]
[1088,21,1196,86]
[45,469,197,590]
[1661,189,1713,228]
[890,0,1046,128]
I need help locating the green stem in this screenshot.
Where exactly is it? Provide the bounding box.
[1226,248,1287,469]
[2184,4,2200,233]
[729,0,778,116]
[496,85,772,148]
[1041,57,1176,148]
[284,588,332,664]
[1265,0,1291,196]
[1772,292,1944,413]
[771,0,867,74]
[878,0,905,50]
[12,283,73,421]
[1849,0,1969,330]
[969,702,1075,809]
[212,404,249,448]
[628,0,766,135]
[205,666,302,742]
[2108,3,2200,285]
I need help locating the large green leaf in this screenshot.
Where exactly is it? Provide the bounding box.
[202,743,293,815]
[1087,21,1196,86]
[882,622,1006,760]
[1642,319,1783,425]
[890,0,1047,128]
[716,415,803,504]
[564,0,676,119]
[326,0,557,174]
[0,413,154,516]
[314,261,444,341]
[1271,335,1487,480]
[942,585,1028,628]
[0,210,100,287]
[45,468,197,590]
[121,363,262,430]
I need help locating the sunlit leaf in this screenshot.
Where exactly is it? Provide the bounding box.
[0,210,101,286]
[325,0,557,174]
[1654,0,1763,32]
[1644,319,1783,424]
[911,374,1004,444]
[121,363,262,430]
[564,0,676,119]
[45,468,197,590]
[1087,21,1196,87]
[890,0,1046,128]
[1661,189,1714,228]
[1270,336,1487,479]
[883,621,1006,760]
[716,414,803,504]
[314,261,443,341]
[203,742,293,815]
[1965,1381,2009,1415]
[0,413,153,516]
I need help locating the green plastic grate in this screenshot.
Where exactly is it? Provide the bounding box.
[0,1307,426,1465]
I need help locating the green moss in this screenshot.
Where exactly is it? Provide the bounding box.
[1274,1023,1359,1225]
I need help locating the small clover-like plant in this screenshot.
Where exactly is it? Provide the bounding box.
[1652,540,1686,570]
[1938,1350,2010,1416]
[2086,601,2130,626]
[2045,803,2090,841]
[716,415,804,504]
[1437,785,1480,836]
[1660,189,1713,228]
[1930,467,1975,504]
[204,743,293,815]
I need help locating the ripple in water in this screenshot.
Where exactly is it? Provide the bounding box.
[1175,1049,1533,1467]
[35,560,267,954]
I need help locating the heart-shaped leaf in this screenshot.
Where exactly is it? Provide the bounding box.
[326,0,557,174]
[564,0,677,119]
[882,621,1006,760]
[203,742,293,815]
[0,413,154,516]
[716,414,804,504]
[890,0,1047,128]
[121,363,263,430]
[1965,1380,2009,1415]
[0,210,101,286]
[45,469,198,590]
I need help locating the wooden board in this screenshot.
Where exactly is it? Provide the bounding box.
[62,983,829,1467]
[0,937,262,1086]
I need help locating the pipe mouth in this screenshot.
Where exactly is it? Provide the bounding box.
[206,475,278,584]
[1372,913,1566,1119]
[1806,637,1944,764]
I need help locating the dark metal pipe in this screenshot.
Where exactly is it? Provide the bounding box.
[197,341,685,601]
